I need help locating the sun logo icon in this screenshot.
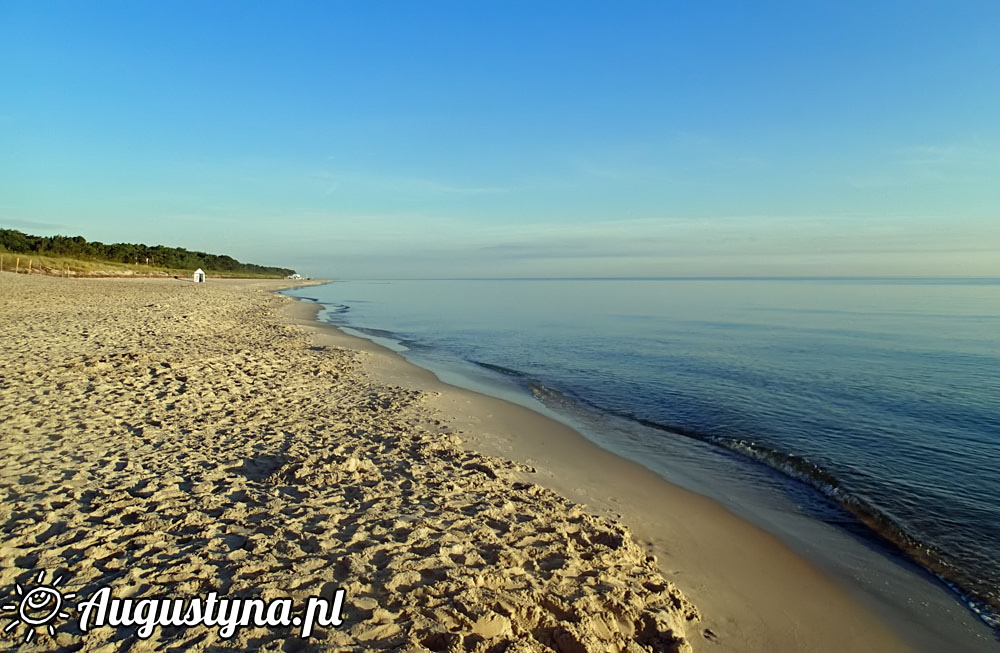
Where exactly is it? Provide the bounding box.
[2,570,76,644]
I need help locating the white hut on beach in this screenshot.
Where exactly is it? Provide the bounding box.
[193,268,206,283]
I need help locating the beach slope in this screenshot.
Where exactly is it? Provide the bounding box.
[0,274,699,651]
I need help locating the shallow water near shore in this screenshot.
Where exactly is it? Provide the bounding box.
[286,277,1000,650]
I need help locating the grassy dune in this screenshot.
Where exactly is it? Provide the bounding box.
[0,252,289,279]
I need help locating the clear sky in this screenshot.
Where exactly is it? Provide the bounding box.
[2,1,998,278]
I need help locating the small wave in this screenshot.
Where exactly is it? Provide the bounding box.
[633,416,999,629]
[519,378,1000,630]
[473,360,530,379]
[345,326,399,339]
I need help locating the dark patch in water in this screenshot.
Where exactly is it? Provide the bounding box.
[474,361,529,378]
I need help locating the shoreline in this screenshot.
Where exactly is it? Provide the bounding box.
[281,288,912,652]
[289,279,1000,651]
[3,272,972,650]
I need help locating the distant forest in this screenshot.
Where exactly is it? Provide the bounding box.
[0,228,295,277]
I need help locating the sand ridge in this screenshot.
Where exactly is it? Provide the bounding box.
[0,273,698,651]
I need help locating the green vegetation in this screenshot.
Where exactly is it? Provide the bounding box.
[0,228,295,278]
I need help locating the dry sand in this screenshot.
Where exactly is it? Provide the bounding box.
[1,274,700,652]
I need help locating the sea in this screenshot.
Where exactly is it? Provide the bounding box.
[284,278,1000,651]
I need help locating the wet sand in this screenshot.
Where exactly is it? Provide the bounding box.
[0,273,908,651]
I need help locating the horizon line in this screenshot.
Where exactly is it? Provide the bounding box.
[322,275,1000,282]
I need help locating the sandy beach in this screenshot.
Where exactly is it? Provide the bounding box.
[0,273,908,651]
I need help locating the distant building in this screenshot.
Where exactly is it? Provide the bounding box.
[287,273,302,280]
[193,268,206,283]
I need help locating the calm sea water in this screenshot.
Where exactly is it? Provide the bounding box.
[286,278,1000,640]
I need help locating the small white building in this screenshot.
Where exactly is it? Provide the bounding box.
[193,268,206,283]
[287,273,302,280]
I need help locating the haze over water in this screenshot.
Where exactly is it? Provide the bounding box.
[288,277,1000,644]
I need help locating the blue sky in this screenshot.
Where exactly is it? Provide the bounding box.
[2,1,998,278]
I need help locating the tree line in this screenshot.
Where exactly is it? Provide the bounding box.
[0,228,295,277]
